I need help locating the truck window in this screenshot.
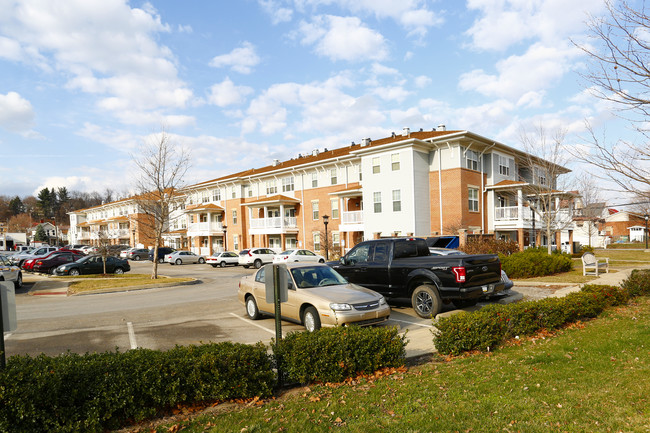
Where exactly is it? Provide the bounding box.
[394,240,428,258]
[372,241,390,263]
[347,244,371,264]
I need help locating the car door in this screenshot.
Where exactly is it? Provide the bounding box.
[362,240,391,292]
[84,256,103,274]
[331,242,373,285]
[301,249,319,262]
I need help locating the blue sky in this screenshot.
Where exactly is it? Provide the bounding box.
[0,0,623,199]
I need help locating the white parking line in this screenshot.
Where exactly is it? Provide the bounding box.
[229,312,278,336]
[389,318,434,328]
[126,322,138,349]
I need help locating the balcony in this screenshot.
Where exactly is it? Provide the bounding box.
[249,217,298,235]
[339,210,364,232]
[187,221,224,237]
[108,228,130,239]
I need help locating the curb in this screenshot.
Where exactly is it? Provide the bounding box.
[28,277,200,296]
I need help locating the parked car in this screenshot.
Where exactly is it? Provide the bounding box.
[11,246,59,266]
[22,248,84,272]
[238,248,277,269]
[0,254,23,288]
[54,255,130,276]
[427,247,514,292]
[165,251,206,265]
[238,262,390,332]
[149,247,175,263]
[206,251,239,268]
[120,248,134,258]
[329,237,503,318]
[273,249,326,264]
[125,248,150,261]
[80,245,97,255]
[32,251,83,274]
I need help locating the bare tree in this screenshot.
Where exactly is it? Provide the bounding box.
[519,126,575,254]
[133,128,190,279]
[96,229,111,275]
[575,173,606,247]
[572,1,650,195]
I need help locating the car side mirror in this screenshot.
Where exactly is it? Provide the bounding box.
[339,257,347,265]
[287,281,295,291]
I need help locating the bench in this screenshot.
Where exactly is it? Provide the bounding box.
[581,252,609,276]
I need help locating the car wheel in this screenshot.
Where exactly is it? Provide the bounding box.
[254,259,262,269]
[318,258,325,263]
[134,255,141,261]
[303,307,321,332]
[220,261,226,268]
[50,267,57,275]
[175,258,182,265]
[158,258,164,264]
[453,299,478,309]
[246,296,261,320]
[198,257,205,264]
[211,264,218,268]
[411,284,442,319]
[114,267,124,275]
[70,268,80,276]
[243,265,249,269]
[16,272,23,289]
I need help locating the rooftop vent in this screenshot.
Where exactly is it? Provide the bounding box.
[361,137,371,146]
[391,132,396,138]
[403,127,410,136]
[324,148,328,152]
[312,149,319,156]
[272,159,280,166]
[437,124,446,131]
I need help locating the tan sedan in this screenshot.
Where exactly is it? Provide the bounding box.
[238,262,390,332]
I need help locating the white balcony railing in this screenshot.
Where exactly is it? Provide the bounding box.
[188,221,223,234]
[341,211,363,224]
[495,206,519,220]
[250,217,297,229]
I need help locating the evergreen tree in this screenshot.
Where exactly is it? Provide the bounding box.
[9,196,24,215]
[34,224,48,242]
[37,188,53,217]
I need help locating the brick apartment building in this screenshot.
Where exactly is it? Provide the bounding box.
[68,127,575,255]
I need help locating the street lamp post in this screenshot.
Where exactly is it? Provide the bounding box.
[322,215,329,260]
[222,225,228,251]
[132,228,136,247]
[643,214,649,250]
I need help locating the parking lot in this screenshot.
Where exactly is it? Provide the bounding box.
[6,260,464,358]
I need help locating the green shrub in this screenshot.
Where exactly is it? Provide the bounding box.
[0,343,275,433]
[434,284,628,355]
[499,247,572,279]
[621,269,650,297]
[273,326,406,384]
[460,237,520,256]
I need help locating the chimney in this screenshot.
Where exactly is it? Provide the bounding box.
[437,124,446,131]
[362,137,371,146]
[312,149,319,156]
[272,159,280,166]
[403,127,410,137]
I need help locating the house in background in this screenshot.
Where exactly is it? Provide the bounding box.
[599,210,647,246]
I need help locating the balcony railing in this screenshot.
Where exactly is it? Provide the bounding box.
[495,206,519,220]
[341,211,363,224]
[188,222,224,233]
[250,217,297,229]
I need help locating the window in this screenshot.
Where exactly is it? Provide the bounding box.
[311,172,318,188]
[373,192,382,213]
[282,176,294,192]
[242,184,251,197]
[330,168,337,185]
[392,189,401,212]
[391,153,400,171]
[312,201,319,220]
[233,235,239,251]
[534,167,548,186]
[332,232,340,249]
[468,188,479,212]
[266,180,277,195]
[498,155,510,176]
[232,210,238,224]
[465,149,479,171]
[202,192,209,203]
[313,233,320,252]
[200,214,208,222]
[331,199,339,219]
[231,187,236,199]
[372,157,380,174]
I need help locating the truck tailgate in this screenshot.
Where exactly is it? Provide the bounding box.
[462,254,501,286]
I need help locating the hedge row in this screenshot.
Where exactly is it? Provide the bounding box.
[0,327,405,433]
[433,281,639,356]
[273,326,406,383]
[500,247,573,279]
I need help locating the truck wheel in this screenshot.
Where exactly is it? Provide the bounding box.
[411,284,442,318]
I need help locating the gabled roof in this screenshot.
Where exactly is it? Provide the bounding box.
[244,194,302,207]
[185,203,225,212]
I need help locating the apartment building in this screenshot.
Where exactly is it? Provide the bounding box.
[68,127,575,255]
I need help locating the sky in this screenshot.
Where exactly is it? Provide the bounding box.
[0,0,630,202]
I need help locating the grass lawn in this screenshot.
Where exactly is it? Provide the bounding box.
[67,273,194,294]
[126,297,650,433]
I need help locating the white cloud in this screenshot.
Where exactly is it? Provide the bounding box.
[296,15,388,62]
[207,78,254,107]
[458,42,580,102]
[259,0,293,24]
[414,75,431,88]
[0,91,35,134]
[373,85,411,102]
[0,0,192,124]
[465,0,606,51]
[209,41,261,74]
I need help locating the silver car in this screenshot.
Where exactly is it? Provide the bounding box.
[0,255,23,288]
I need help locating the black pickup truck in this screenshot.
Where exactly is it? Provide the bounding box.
[328,237,504,318]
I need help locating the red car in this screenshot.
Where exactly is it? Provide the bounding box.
[32,251,84,274]
[23,249,84,272]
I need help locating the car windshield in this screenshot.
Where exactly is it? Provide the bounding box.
[290,266,348,288]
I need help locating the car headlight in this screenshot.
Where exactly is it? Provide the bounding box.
[379,296,387,306]
[329,303,352,311]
